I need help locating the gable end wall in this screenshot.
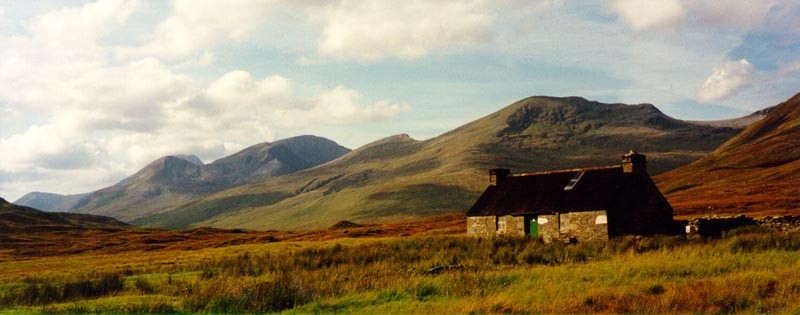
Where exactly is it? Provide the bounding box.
[467,216,496,237]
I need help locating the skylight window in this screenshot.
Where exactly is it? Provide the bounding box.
[563,170,585,191]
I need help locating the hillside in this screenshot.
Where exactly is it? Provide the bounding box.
[656,93,800,218]
[62,135,350,222]
[135,96,744,230]
[0,197,129,232]
[687,106,776,128]
[14,192,88,212]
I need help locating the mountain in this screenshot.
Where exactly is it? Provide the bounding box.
[656,93,800,218]
[14,192,88,212]
[134,96,746,230]
[65,135,350,222]
[0,197,129,231]
[687,106,777,128]
[15,154,204,212]
[173,154,204,166]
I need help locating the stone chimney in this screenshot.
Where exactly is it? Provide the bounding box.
[489,168,511,185]
[622,151,647,174]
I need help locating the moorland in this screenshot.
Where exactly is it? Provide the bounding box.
[1,220,799,314]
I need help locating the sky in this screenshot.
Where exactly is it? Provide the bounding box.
[1,0,800,201]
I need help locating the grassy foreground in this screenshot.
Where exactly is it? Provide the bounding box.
[1,227,800,314]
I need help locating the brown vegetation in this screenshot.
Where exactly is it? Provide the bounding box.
[1,227,800,313]
[656,92,800,218]
[0,214,464,258]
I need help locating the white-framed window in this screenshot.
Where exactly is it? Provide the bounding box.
[498,216,507,232]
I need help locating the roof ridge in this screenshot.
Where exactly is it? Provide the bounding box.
[512,165,620,177]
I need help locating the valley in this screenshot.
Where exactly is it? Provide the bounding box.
[21,96,746,230]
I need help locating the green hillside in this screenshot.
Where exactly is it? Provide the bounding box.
[134,96,742,230]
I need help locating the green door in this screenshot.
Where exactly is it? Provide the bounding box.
[529,217,538,237]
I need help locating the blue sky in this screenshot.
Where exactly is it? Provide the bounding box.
[1,0,799,200]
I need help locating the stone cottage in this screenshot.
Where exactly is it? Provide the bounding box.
[466,151,674,243]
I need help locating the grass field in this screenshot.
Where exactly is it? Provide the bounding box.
[1,221,800,314]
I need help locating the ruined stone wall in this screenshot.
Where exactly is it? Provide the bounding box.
[685,215,800,236]
[758,216,800,232]
[467,216,496,237]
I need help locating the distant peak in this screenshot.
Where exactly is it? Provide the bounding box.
[283,134,322,140]
[361,134,416,148]
[172,154,204,166]
[635,103,665,115]
[272,135,345,147]
[0,197,7,204]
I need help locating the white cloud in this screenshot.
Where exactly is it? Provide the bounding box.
[696,59,755,104]
[199,71,409,130]
[117,0,277,59]
[0,0,143,110]
[608,0,685,30]
[609,0,787,32]
[0,64,408,199]
[0,7,8,33]
[316,0,494,61]
[29,0,140,42]
[0,1,414,201]
[688,1,778,29]
[0,125,94,171]
[205,71,291,109]
[275,86,410,127]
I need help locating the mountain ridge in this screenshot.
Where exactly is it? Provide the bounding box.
[135,95,748,230]
[14,192,89,212]
[28,135,350,222]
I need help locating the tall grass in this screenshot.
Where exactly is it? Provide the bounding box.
[1,273,123,305]
[3,228,800,313]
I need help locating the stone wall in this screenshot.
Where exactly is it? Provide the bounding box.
[758,216,800,232]
[565,211,609,243]
[537,211,608,243]
[496,215,526,237]
[468,211,610,242]
[537,214,558,243]
[467,216,496,237]
[685,215,800,236]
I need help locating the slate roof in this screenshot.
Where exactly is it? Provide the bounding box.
[467,166,630,216]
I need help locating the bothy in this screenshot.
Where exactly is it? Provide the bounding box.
[467,151,674,243]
